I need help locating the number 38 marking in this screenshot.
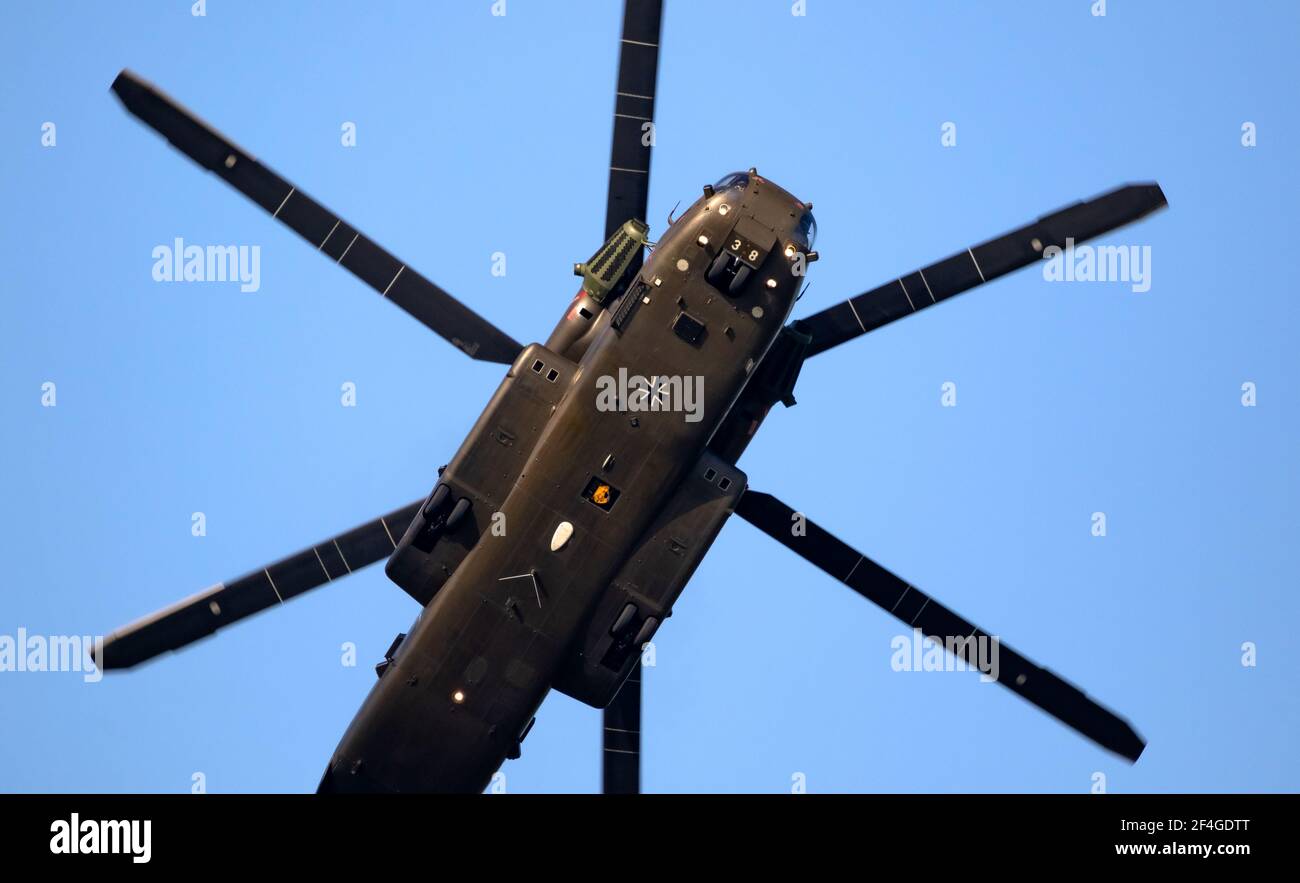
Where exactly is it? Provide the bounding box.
[730,238,762,265]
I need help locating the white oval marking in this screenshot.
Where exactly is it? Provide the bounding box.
[550,521,574,552]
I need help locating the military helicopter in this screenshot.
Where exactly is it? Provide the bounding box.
[97,0,1166,793]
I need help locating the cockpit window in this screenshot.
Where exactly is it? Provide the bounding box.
[799,209,817,248]
[714,172,750,191]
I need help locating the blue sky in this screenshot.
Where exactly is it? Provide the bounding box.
[2,0,1297,793]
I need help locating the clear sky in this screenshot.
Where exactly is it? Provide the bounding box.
[2,0,1297,794]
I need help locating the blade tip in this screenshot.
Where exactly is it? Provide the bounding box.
[1127,181,1169,212]
[110,70,142,107]
[1125,735,1147,764]
[110,69,155,107]
[90,640,122,672]
[1143,182,1168,210]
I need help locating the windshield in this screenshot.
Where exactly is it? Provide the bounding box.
[714,171,750,191]
[799,209,817,248]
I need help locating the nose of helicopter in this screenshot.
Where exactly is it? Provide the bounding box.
[723,168,817,250]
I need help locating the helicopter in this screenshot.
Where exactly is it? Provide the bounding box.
[96,0,1166,793]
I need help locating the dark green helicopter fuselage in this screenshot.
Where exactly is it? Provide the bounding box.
[321,172,816,792]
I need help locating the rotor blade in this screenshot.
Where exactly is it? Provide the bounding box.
[603,0,664,256]
[111,70,520,364]
[95,500,421,670]
[799,184,1168,357]
[602,662,642,794]
[595,1,659,796]
[734,490,1145,762]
